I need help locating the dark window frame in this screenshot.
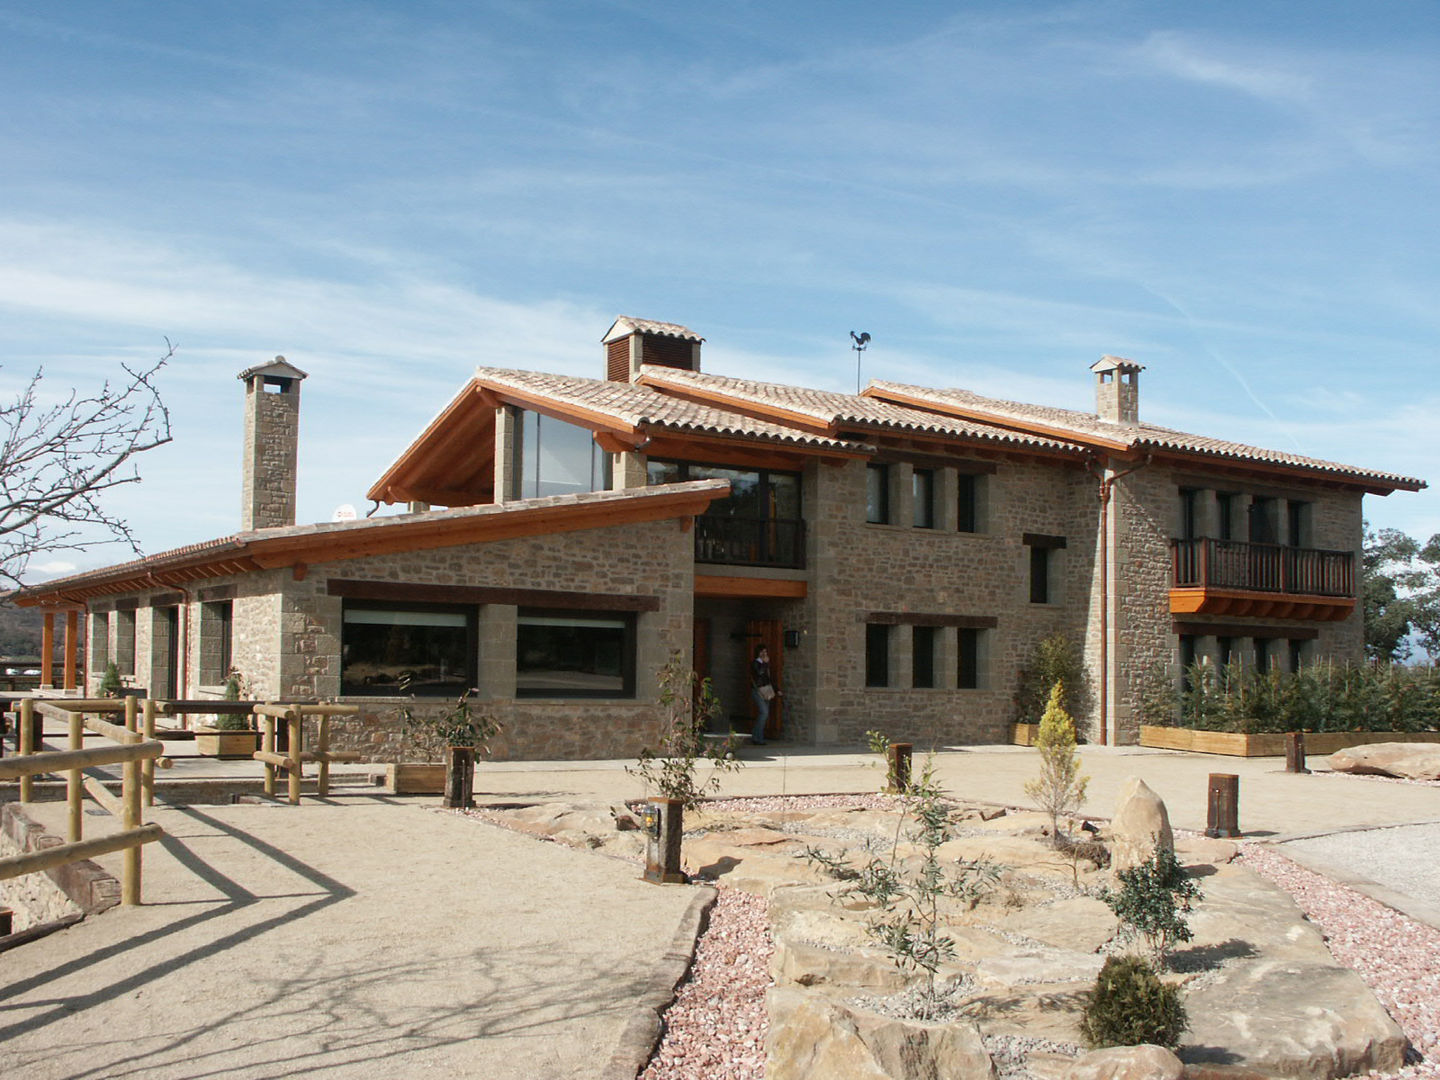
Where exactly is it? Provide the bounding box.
[865,623,890,687]
[957,627,983,689]
[912,625,936,688]
[516,608,637,700]
[957,473,980,533]
[340,600,478,698]
[912,468,935,529]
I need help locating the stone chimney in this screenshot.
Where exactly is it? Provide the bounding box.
[238,357,308,530]
[1090,355,1143,424]
[602,317,703,382]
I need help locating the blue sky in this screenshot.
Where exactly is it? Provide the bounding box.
[2,1,1437,578]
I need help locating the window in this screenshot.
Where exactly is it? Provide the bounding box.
[1249,496,1278,545]
[341,603,477,697]
[1289,638,1306,673]
[517,610,635,698]
[1216,493,1235,540]
[957,628,987,689]
[1029,546,1050,604]
[1217,636,1234,669]
[866,465,890,524]
[90,612,109,672]
[912,469,935,529]
[912,625,936,687]
[865,623,890,687]
[154,606,179,699]
[648,460,803,567]
[200,601,233,686]
[1254,637,1273,671]
[1178,633,1197,692]
[1179,488,1200,540]
[1287,501,1310,548]
[957,474,983,533]
[1025,533,1065,605]
[116,608,136,676]
[516,410,611,499]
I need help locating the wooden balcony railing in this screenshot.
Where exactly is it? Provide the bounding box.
[695,515,805,570]
[1171,538,1355,598]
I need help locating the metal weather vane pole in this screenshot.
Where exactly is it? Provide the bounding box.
[850,331,871,393]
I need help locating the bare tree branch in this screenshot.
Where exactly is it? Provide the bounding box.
[0,341,176,588]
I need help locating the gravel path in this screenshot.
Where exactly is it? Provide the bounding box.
[1282,822,1440,925]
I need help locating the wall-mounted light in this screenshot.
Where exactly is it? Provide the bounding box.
[784,629,802,649]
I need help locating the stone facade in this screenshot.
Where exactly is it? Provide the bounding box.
[240,365,303,531]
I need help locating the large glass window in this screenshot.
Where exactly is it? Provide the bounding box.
[912,470,935,529]
[517,610,635,698]
[648,460,803,567]
[517,410,610,499]
[866,465,890,524]
[342,603,476,697]
[957,474,983,533]
[1029,546,1050,604]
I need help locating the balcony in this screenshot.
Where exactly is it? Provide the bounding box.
[1170,538,1356,621]
[694,515,805,570]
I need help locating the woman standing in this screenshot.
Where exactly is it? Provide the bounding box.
[751,645,778,745]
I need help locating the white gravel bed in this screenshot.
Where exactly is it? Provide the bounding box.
[641,887,773,1080]
[1241,843,1439,1080]
[1283,823,1440,928]
[1311,770,1440,789]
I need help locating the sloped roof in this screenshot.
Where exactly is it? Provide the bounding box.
[637,366,1086,455]
[866,381,1425,492]
[476,368,859,452]
[602,317,703,344]
[12,481,732,606]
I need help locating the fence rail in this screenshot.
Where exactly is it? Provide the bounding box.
[2,698,165,905]
[694,514,805,569]
[1171,538,1355,598]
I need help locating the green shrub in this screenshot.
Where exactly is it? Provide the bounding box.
[98,661,123,698]
[1015,634,1089,732]
[1080,955,1187,1049]
[1099,847,1202,963]
[1023,681,1088,846]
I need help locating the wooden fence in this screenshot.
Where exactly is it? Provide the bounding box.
[0,698,166,905]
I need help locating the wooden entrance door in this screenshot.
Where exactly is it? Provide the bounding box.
[746,618,784,740]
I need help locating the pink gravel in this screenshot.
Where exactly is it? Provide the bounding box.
[640,887,773,1080]
[1241,844,1438,1080]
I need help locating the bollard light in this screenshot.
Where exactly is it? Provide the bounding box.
[1206,773,1241,838]
[643,797,686,884]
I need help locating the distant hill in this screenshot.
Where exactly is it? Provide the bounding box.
[0,602,48,657]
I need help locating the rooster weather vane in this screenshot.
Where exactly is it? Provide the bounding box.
[851,330,871,393]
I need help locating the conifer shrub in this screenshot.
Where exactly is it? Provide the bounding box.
[1023,681,1088,846]
[1080,954,1187,1049]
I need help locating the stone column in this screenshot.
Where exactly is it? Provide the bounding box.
[891,623,912,690]
[937,625,959,690]
[494,406,520,503]
[893,463,914,529]
[613,451,648,491]
[478,605,517,699]
[936,467,959,532]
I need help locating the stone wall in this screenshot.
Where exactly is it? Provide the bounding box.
[240,376,301,531]
[803,456,1098,747]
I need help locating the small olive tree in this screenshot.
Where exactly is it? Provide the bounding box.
[1024,680,1089,846]
[628,652,743,810]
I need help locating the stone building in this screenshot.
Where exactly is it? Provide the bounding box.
[14,317,1424,759]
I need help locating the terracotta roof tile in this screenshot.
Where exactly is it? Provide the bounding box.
[868,381,1425,491]
[475,367,866,452]
[603,317,703,343]
[638,366,1087,454]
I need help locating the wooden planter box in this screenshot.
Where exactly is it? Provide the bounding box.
[386,763,447,795]
[1011,723,1039,746]
[1139,726,1440,758]
[194,728,260,759]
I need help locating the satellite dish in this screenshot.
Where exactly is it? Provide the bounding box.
[331,504,358,522]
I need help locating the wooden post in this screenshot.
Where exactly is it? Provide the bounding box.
[63,610,78,691]
[287,711,302,806]
[1206,773,1241,838]
[643,798,686,884]
[444,746,475,809]
[317,714,331,798]
[261,714,276,796]
[121,741,142,904]
[139,697,156,806]
[67,711,83,843]
[18,699,34,803]
[41,613,54,688]
[886,742,913,794]
[1285,731,1310,774]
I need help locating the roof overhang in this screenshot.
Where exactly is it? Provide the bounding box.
[11,481,732,607]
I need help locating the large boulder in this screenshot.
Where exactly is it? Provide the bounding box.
[1327,742,1440,781]
[1108,778,1174,874]
[767,987,995,1080]
[1063,1045,1183,1080]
